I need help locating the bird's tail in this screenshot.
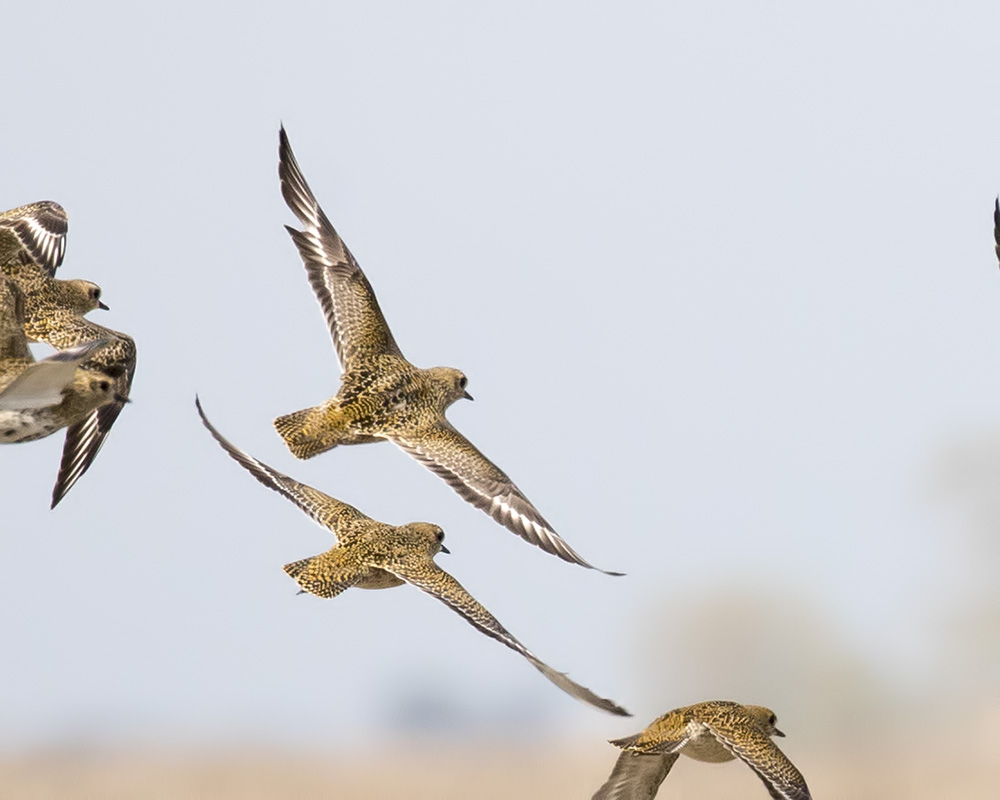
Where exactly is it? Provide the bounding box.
[273,404,346,459]
[283,556,315,581]
[609,732,643,749]
[282,552,355,599]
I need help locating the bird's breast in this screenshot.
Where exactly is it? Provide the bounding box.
[355,568,405,590]
[0,409,60,443]
[681,726,735,763]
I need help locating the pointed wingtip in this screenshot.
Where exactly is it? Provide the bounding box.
[569,554,625,577]
[531,660,631,717]
[49,461,79,508]
[194,395,218,436]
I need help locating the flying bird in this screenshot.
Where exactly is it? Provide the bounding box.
[1,200,136,507]
[197,396,630,717]
[592,700,811,800]
[0,279,118,443]
[273,127,617,574]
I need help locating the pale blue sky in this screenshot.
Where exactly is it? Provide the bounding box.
[2,0,999,757]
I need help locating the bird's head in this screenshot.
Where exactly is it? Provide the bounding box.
[77,370,116,402]
[64,279,109,312]
[405,522,450,556]
[745,705,785,737]
[428,367,473,404]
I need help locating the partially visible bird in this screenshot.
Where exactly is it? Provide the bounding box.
[592,700,811,800]
[28,296,136,508]
[273,127,617,574]
[196,397,630,717]
[0,279,118,443]
[1,201,106,324]
[0,200,136,507]
[993,197,999,266]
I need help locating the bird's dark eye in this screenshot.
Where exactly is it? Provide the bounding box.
[91,288,101,300]
[769,714,777,726]
[99,381,110,392]
[459,376,467,389]
[435,529,445,542]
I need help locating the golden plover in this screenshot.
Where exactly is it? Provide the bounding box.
[592,700,811,800]
[273,127,617,574]
[0,280,118,443]
[197,397,629,716]
[0,200,136,507]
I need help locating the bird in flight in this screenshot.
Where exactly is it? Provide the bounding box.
[197,397,629,716]
[0,200,136,507]
[592,700,811,800]
[0,279,119,444]
[273,127,617,574]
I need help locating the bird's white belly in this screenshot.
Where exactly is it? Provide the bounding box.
[0,409,60,443]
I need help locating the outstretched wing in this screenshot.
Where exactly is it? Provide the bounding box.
[381,556,629,716]
[195,396,370,538]
[50,333,136,508]
[0,201,68,275]
[278,126,403,370]
[706,720,811,800]
[392,421,621,574]
[0,339,107,409]
[591,751,678,800]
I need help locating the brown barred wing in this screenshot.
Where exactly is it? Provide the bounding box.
[591,751,678,800]
[392,421,621,575]
[381,558,629,716]
[705,718,811,800]
[278,127,404,371]
[50,333,135,508]
[0,201,68,275]
[195,397,370,538]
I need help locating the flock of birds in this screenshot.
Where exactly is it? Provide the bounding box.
[30,127,1000,798]
[0,201,135,506]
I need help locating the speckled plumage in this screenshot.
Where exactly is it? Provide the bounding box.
[593,701,810,800]
[274,127,616,574]
[0,200,136,507]
[197,397,630,717]
[0,279,118,443]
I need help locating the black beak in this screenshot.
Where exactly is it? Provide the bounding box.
[98,301,110,311]
[439,544,450,554]
[114,393,131,404]
[463,391,474,401]
[773,728,785,737]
